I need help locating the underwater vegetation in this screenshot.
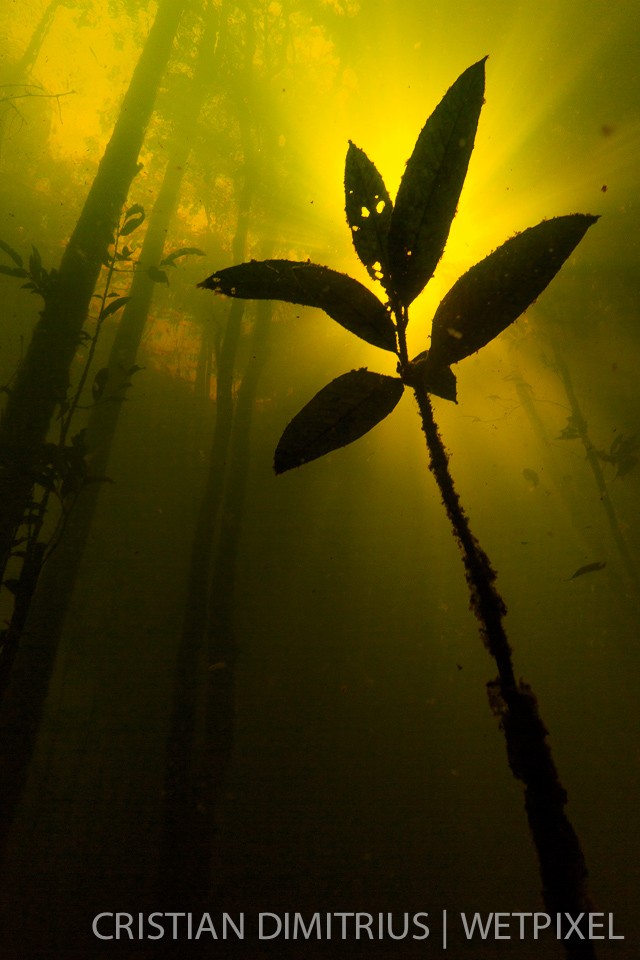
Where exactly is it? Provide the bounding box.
[0,0,191,708]
[201,58,600,959]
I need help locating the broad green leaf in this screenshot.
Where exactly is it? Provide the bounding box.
[160,247,206,267]
[429,214,599,367]
[121,204,145,236]
[99,295,131,321]
[345,141,393,291]
[388,58,487,307]
[274,368,404,474]
[0,239,24,268]
[199,260,397,353]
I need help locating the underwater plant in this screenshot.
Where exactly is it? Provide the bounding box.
[0,204,148,698]
[199,59,599,957]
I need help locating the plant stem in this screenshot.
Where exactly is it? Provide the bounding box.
[412,384,515,683]
[412,382,597,960]
[549,334,638,592]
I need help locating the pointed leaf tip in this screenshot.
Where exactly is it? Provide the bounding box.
[274,368,404,473]
[388,58,487,307]
[429,213,599,366]
[120,204,145,236]
[199,260,397,352]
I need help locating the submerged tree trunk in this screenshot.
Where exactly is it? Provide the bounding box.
[0,0,64,157]
[159,193,254,910]
[206,297,272,660]
[0,0,188,859]
[25,0,221,653]
[201,293,273,804]
[0,0,187,588]
[159,2,266,907]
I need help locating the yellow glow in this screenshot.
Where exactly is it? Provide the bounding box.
[1,7,637,943]
[4,0,638,414]
[263,0,639,510]
[19,5,156,166]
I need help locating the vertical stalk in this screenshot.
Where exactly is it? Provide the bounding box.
[159,18,258,903]
[548,334,638,591]
[411,380,596,960]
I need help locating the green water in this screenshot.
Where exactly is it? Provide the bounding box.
[0,2,638,958]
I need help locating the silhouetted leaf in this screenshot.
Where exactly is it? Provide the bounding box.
[429,214,599,367]
[0,239,24,268]
[557,415,581,440]
[84,474,115,488]
[596,433,639,478]
[421,358,458,402]
[345,141,393,290]
[61,470,83,500]
[274,368,404,473]
[388,58,487,306]
[0,265,28,278]
[71,429,87,450]
[29,245,42,277]
[522,468,539,487]
[403,351,458,402]
[566,561,606,581]
[91,367,110,402]
[199,260,396,352]
[160,247,206,267]
[99,295,131,321]
[120,204,145,236]
[147,265,169,284]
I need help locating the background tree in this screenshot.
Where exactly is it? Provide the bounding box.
[0,0,189,854]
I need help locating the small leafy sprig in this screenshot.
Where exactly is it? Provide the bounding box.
[0,204,149,567]
[198,58,597,474]
[0,239,57,300]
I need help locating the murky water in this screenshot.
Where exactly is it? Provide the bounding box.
[0,3,638,958]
